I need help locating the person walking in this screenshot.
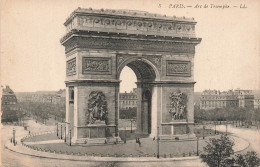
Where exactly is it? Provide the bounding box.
[137,138,141,147]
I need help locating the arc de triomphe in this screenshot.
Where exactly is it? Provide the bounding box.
[60,8,201,144]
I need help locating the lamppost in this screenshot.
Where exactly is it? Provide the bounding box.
[215,122,217,134]
[197,137,199,156]
[69,129,71,146]
[61,124,63,139]
[202,125,205,139]
[64,126,66,142]
[13,128,16,146]
[56,123,58,137]
[226,123,228,136]
[156,126,160,159]
[124,127,126,143]
[130,119,135,133]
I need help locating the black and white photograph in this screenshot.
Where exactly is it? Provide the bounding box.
[1,0,260,166]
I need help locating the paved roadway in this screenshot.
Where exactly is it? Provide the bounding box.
[216,125,260,155]
[1,120,207,167]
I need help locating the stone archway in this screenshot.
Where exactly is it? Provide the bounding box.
[117,58,160,136]
[61,8,201,144]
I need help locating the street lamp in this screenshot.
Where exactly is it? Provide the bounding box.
[215,122,217,134]
[124,127,126,143]
[64,126,66,142]
[197,137,199,156]
[202,125,205,139]
[61,124,63,139]
[156,126,160,159]
[56,123,58,137]
[69,129,71,146]
[13,128,16,146]
[226,123,228,136]
[130,119,135,133]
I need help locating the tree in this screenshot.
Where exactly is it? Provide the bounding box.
[235,151,260,167]
[200,135,234,167]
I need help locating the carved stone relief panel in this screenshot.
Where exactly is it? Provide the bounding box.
[169,90,188,121]
[82,57,112,75]
[66,58,76,76]
[86,91,108,124]
[166,60,191,77]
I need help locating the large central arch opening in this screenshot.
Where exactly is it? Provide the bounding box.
[118,58,158,138]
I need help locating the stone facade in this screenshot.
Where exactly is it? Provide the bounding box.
[119,89,138,109]
[1,86,18,122]
[254,95,260,109]
[61,8,201,144]
[200,89,255,110]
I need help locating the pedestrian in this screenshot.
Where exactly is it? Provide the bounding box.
[138,138,141,147]
[29,131,30,135]
[136,137,138,143]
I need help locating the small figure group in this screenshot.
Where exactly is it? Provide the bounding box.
[136,137,141,147]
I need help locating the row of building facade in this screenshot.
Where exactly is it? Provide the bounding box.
[119,88,138,109]
[200,89,260,110]
[1,86,19,122]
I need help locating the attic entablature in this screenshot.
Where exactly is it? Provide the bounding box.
[62,8,198,41]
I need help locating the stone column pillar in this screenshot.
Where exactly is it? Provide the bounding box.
[150,86,158,137]
[115,84,120,137]
[72,86,78,142]
[136,83,143,134]
[157,85,162,136]
[65,87,69,134]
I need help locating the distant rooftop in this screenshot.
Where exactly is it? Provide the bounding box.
[2,86,15,95]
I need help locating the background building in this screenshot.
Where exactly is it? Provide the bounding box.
[254,95,260,109]
[119,88,138,109]
[1,86,18,122]
[200,89,255,110]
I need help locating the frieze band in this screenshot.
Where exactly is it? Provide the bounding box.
[64,36,196,54]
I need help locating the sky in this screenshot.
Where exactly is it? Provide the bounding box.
[1,0,260,93]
